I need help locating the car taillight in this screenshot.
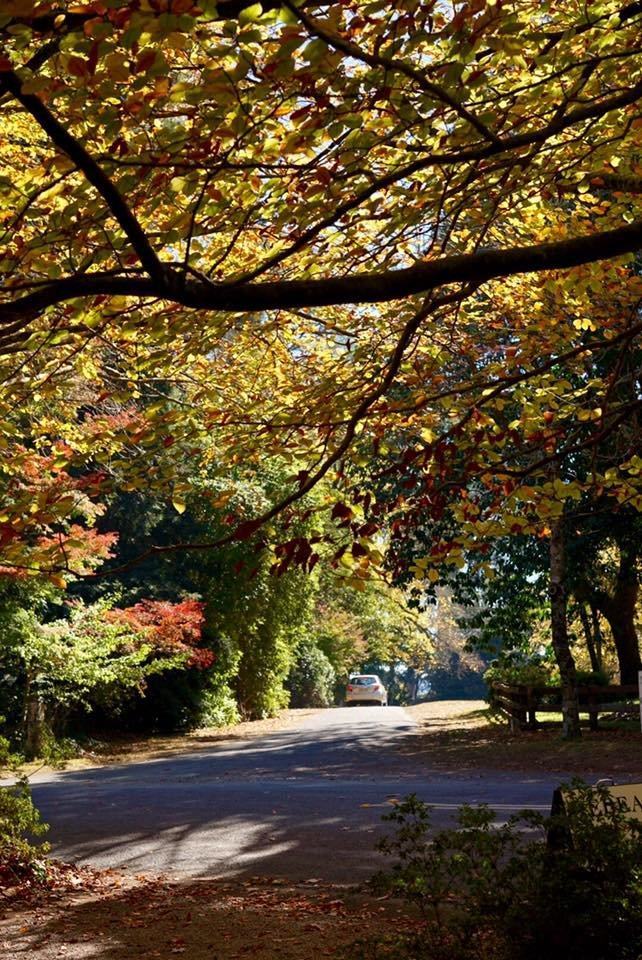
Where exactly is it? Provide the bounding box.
[373,685,381,691]
[347,685,353,692]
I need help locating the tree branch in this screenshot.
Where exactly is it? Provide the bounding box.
[2,217,642,330]
[231,77,642,284]
[281,0,500,145]
[0,67,167,286]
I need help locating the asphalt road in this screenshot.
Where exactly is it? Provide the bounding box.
[27,707,562,882]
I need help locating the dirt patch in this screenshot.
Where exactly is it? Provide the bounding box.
[403,700,642,776]
[14,710,321,778]
[0,872,416,960]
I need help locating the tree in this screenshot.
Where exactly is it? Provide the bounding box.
[569,510,642,684]
[0,583,213,757]
[1,2,642,579]
[310,569,434,703]
[2,3,642,737]
[286,638,335,708]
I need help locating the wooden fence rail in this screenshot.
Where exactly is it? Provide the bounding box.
[489,681,639,731]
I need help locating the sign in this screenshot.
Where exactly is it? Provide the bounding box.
[548,781,642,848]
[587,782,642,821]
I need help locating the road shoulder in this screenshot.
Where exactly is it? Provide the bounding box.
[403,699,641,776]
[9,709,322,779]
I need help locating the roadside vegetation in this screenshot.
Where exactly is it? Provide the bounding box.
[0,498,437,766]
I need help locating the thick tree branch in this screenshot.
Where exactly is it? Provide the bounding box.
[2,217,642,329]
[3,1,332,35]
[232,77,642,284]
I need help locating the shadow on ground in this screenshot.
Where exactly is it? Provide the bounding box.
[2,874,415,960]
[401,714,642,774]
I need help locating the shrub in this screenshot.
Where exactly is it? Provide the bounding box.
[484,649,559,692]
[198,677,240,728]
[372,781,642,960]
[0,778,50,891]
[286,639,336,708]
[0,730,20,770]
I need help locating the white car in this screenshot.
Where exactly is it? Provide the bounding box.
[345,674,388,706]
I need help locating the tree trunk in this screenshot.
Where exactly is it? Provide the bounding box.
[590,606,603,671]
[23,670,47,760]
[578,602,600,672]
[592,546,640,684]
[602,598,640,684]
[550,519,581,739]
[573,547,639,684]
[406,666,419,703]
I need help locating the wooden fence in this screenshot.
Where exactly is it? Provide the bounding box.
[489,681,640,731]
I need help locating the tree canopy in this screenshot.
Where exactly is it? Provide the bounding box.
[1,1,642,580]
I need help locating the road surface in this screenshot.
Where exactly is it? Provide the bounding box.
[28,707,561,882]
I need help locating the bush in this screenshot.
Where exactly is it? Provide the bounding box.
[372,781,642,960]
[0,730,20,770]
[198,681,240,727]
[286,639,336,708]
[484,649,559,692]
[0,778,50,891]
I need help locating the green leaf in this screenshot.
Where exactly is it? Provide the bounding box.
[239,3,263,24]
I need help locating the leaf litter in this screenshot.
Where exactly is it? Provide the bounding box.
[0,866,419,960]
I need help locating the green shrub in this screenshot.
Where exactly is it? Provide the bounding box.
[0,778,50,890]
[0,730,21,770]
[286,639,336,708]
[372,781,642,960]
[198,682,240,727]
[484,649,559,692]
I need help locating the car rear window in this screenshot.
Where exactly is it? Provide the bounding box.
[349,676,377,686]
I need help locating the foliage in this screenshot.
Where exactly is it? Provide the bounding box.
[0,578,213,751]
[311,569,434,701]
[29,599,207,709]
[197,681,240,729]
[286,637,335,708]
[0,778,49,891]
[0,1,640,743]
[194,637,241,727]
[374,783,642,960]
[312,603,366,693]
[484,649,559,690]
[178,468,324,719]
[0,2,641,585]
[0,729,20,771]
[106,598,213,669]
